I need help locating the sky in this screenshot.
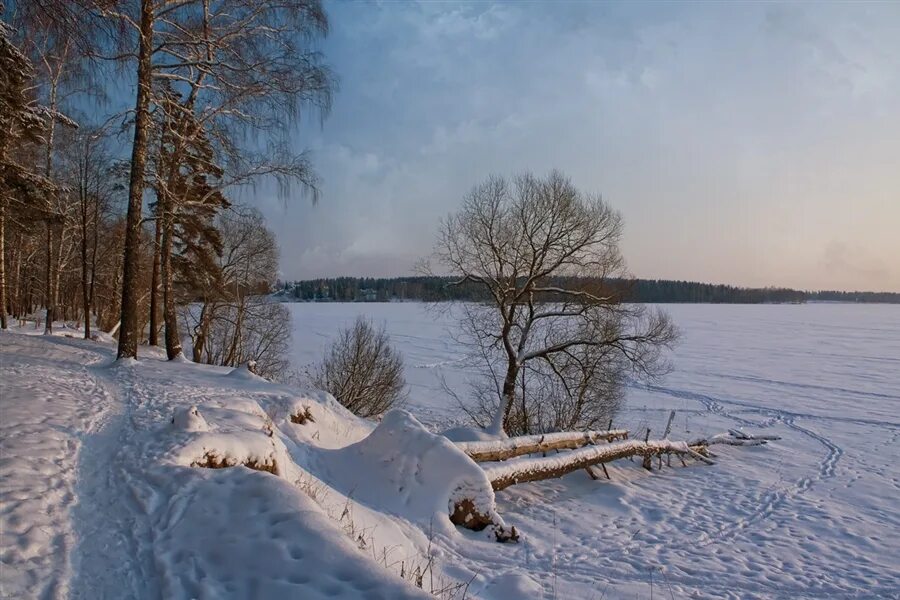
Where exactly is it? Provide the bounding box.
[255,1,900,292]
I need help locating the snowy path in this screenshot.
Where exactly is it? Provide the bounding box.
[68,361,160,600]
[0,335,115,599]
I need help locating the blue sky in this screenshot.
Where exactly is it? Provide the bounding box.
[250,1,899,291]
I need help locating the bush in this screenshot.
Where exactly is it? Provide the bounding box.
[311,317,406,418]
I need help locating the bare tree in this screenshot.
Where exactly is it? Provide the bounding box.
[181,208,290,379]
[428,171,677,436]
[17,1,95,335]
[68,125,117,338]
[198,296,291,379]
[310,317,407,419]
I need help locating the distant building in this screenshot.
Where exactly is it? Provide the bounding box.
[357,288,378,302]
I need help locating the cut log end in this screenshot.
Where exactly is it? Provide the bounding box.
[449,498,519,543]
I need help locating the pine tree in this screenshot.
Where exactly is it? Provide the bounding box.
[149,87,229,359]
[0,18,58,330]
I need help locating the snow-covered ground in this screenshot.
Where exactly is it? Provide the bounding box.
[2,303,898,599]
[288,302,900,599]
[0,329,435,600]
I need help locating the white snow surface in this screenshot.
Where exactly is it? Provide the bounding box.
[2,303,899,599]
[1,329,433,600]
[288,302,900,599]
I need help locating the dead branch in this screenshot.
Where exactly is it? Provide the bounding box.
[689,430,781,448]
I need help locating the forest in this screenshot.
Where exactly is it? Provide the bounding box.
[1,0,334,378]
[276,276,900,304]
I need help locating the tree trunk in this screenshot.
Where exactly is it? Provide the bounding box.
[0,197,7,330]
[148,216,162,345]
[80,215,91,339]
[117,0,155,360]
[192,300,212,363]
[53,224,64,325]
[482,438,714,492]
[160,205,182,360]
[43,222,55,334]
[456,429,630,462]
[10,232,21,320]
[42,60,61,336]
[89,192,99,327]
[223,297,245,366]
[490,359,519,435]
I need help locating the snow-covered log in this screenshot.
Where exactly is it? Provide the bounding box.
[455,429,629,462]
[482,438,714,491]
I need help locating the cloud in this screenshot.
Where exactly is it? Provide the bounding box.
[257,1,900,291]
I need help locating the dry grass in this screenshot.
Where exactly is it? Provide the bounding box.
[191,451,278,475]
[290,406,316,425]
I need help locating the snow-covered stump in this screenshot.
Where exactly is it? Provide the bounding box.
[455,429,630,463]
[169,405,290,477]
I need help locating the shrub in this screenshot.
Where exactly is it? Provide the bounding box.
[311,317,406,418]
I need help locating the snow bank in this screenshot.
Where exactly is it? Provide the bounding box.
[149,466,429,599]
[225,362,267,382]
[319,410,504,536]
[259,389,374,450]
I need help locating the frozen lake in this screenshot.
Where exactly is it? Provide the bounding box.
[287,302,899,429]
[288,302,900,598]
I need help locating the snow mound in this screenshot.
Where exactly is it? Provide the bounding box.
[226,362,267,381]
[166,399,290,476]
[259,390,374,449]
[482,572,543,598]
[319,409,504,536]
[171,405,210,432]
[175,431,285,475]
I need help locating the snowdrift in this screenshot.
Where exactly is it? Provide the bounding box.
[137,362,515,595]
[317,410,506,537]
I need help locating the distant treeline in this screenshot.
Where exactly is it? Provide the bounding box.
[274,277,900,304]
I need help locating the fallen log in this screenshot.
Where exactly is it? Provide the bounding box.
[449,429,778,540]
[482,438,714,491]
[456,429,629,463]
